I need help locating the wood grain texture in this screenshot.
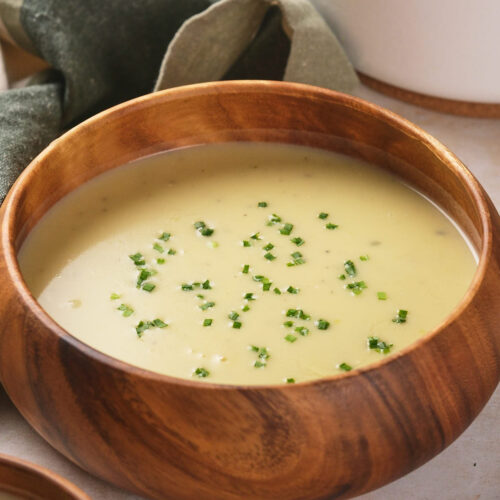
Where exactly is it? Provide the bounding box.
[0,81,499,500]
[0,453,90,499]
[359,72,500,118]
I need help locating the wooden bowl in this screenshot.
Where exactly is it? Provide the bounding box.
[0,453,90,499]
[0,81,498,500]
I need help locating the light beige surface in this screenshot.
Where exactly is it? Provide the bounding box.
[0,86,499,498]
[19,144,475,385]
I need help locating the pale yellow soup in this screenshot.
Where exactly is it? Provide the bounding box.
[19,143,477,385]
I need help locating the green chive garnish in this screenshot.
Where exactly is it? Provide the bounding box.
[316,319,330,330]
[267,214,282,225]
[283,321,294,327]
[288,251,305,266]
[194,367,210,378]
[291,237,305,246]
[181,283,194,291]
[153,243,164,253]
[152,319,168,328]
[326,223,338,230]
[377,291,387,300]
[157,258,165,264]
[202,280,212,290]
[194,221,214,237]
[242,240,251,247]
[129,253,145,266]
[200,301,215,311]
[258,201,268,207]
[242,264,250,274]
[203,318,213,327]
[110,293,121,300]
[285,377,295,384]
[339,362,352,371]
[392,309,408,324]
[263,243,274,251]
[273,287,282,294]
[142,283,156,292]
[285,334,297,343]
[241,305,250,312]
[232,321,242,329]
[280,223,293,236]
[228,311,239,321]
[262,282,272,291]
[135,320,153,337]
[295,326,310,336]
[251,346,270,368]
[360,255,369,261]
[318,212,328,219]
[287,286,299,294]
[264,252,276,261]
[344,260,356,276]
[338,274,346,280]
[346,281,367,295]
[244,292,255,301]
[168,248,177,255]
[117,304,134,317]
[368,336,393,354]
[159,232,171,241]
[251,232,262,240]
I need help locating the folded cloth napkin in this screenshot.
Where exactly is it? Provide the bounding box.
[0,0,357,203]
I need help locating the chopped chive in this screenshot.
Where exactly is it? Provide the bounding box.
[286,309,310,320]
[286,309,297,317]
[110,293,121,300]
[152,319,168,328]
[142,283,156,292]
[253,275,265,282]
[194,221,214,237]
[258,201,268,207]
[117,304,134,317]
[346,281,367,295]
[251,232,262,240]
[129,253,145,266]
[202,280,212,290]
[273,287,282,294]
[252,346,270,368]
[196,294,205,299]
[267,213,282,225]
[285,377,295,384]
[136,268,153,287]
[280,223,293,236]
[338,274,346,280]
[377,291,387,300]
[295,326,310,336]
[285,334,297,343]
[135,320,153,337]
[250,345,260,352]
[326,223,338,230]
[159,232,171,241]
[168,248,177,255]
[262,282,272,291]
[228,311,239,321]
[181,283,194,291]
[288,251,305,266]
[203,318,213,326]
[287,286,299,294]
[344,260,357,277]
[392,309,408,324]
[316,319,330,330]
[157,258,165,265]
[244,292,255,301]
[153,243,164,253]
[241,305,250,312]
[339,362,352,371]
[242,240,251,247]
[368,336,393,354]
[263,243,274,251]
[194,367,210,378]
[283,320,294,327]
[242,264,250,274]
[291,237,305,246]
[360,255,369,261]
[264,252,276,261]
[318,212,329,219]
[232,321,242,329]
[254,361,266,368]
[200,301,215,311]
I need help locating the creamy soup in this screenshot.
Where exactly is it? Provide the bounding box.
[19,143,477,385]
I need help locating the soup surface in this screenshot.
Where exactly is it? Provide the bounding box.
[19,143,476,385]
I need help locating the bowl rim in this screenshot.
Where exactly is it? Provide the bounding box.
[0,452,90,499]
[0,80,493,390]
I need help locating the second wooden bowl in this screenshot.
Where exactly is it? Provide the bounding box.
[0,82,499,499]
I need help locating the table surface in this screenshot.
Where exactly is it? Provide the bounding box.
[0,84,499,500]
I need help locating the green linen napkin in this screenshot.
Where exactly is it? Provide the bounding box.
[0,0,357,203]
